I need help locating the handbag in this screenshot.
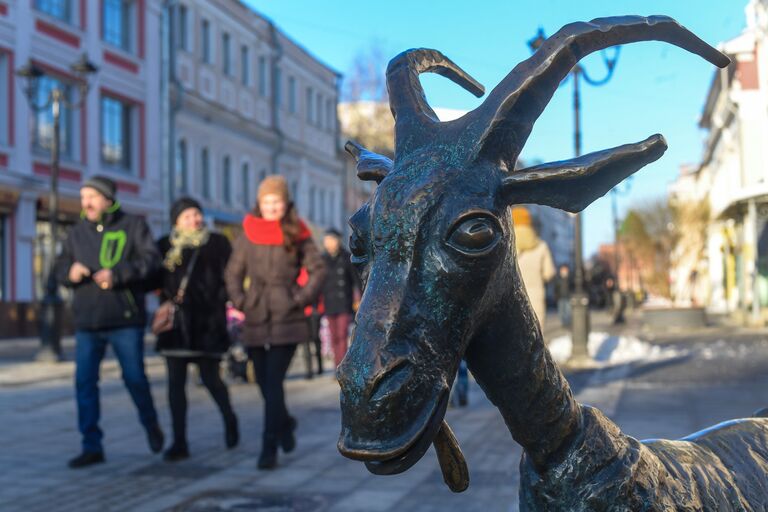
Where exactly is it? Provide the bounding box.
[152,249,200,335]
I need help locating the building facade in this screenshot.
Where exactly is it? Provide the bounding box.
[669,0,768,321]
[169,1,344,239]
[0,0,345,336]
[0,0,164,334]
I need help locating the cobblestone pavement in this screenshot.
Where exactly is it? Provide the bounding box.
[2,313,768,512]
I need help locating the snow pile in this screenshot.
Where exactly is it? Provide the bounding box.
[547,332,686,366]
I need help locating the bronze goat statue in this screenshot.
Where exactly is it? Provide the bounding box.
[337,15,768,511]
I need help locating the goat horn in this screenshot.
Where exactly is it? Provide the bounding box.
[470,15,730,169]
[387,49,484,154]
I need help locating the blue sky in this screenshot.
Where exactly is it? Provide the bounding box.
[247,0,746,257]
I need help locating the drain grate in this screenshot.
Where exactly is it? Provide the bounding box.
[172,491,332,512]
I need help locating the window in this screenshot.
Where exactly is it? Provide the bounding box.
[316,92,322,127]
[288,76,296,114]
[326,99,334,131]
[201,19,211,64]
[222,32,231,75]
[0,54,8,145]
[103,0,132,51]
[36,0,70,22]
[309,185,316,222]
[274,67,281,106]
[241,45,249,86]
[101,96,132,170]
[222,156,231,204]
[319,189,326,224]
[241,163,250,209]
[200,148,211,199]
[177,4,188,51]
[258,56,267,97]
[306,87,313,123]
[329,191,336,226]
[175,139,187,192]
[34,77,72,158]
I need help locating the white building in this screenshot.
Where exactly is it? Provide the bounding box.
[0,0,164,334]
[169,1,344,238]
[670,0,768,320]
[0,0,345,336]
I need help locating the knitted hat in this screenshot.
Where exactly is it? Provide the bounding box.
[257,175,290,203]
[325,228,342,238]
[511,206,532,227]
[82,176,116,202]
[170,196,202,225]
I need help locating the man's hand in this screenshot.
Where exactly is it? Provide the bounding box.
[93,269,114,290]
[68,262,91,284]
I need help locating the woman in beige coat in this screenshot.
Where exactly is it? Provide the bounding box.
[513,207,555,328]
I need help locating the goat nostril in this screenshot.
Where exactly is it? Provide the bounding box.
[369,360,412,402]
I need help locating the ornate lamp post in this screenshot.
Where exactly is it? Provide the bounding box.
[527,29,620,364]
[16,54,98,362]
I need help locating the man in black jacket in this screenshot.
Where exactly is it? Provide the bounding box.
[320,229,361,368]
[56,176,164,468]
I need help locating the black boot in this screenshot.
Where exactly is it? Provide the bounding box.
[280,416,297,453]
[146,423,165,454]
[68,451,105,469]
[257,436,278,470]
[163,442,190,462]
[225,414,239,449]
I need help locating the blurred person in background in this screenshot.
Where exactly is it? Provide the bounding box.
[154,197,238,462]
[555,264,573,327]
[513,206,555,329]
[225,176,326,470]
[56,176,163,468]
[320,228,361,368]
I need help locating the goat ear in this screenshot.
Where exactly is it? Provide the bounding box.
[501,135,667,213]
[345,140,393,184]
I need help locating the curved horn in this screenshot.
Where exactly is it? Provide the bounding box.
[387,49,484,153]
[469,15,730,168]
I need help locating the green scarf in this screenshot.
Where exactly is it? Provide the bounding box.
[163,227,210,271]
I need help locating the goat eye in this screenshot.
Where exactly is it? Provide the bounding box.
[448,217,499,254]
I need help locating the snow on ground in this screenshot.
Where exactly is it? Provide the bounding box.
[547,331,687,367]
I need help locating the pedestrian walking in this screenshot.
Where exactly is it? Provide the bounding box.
[320,229,361,368]
[55,176,164,468]
[224,176,326,470]
[153,197,239,462]
[554,264,573,327]
[512,206,555,329]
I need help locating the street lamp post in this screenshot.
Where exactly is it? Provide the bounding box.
[528,29,620,364]
[17,54,97,362]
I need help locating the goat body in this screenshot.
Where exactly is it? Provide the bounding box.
[520,407,768,511]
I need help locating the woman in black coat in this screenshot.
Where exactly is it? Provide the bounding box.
[156,197,238,461]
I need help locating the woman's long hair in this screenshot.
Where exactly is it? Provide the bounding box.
[252,201,302,254]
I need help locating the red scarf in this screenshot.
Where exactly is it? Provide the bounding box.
[242,214,311,246]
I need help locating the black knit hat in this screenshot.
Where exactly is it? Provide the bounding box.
[170,196,202,225]
[82,175,116,201]
[325,228,342,238]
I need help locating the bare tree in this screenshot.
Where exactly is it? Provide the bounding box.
[339,41,394,157]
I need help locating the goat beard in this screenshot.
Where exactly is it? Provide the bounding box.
[433,420,470,492]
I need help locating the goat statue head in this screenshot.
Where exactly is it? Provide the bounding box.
[337,15,729,492]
